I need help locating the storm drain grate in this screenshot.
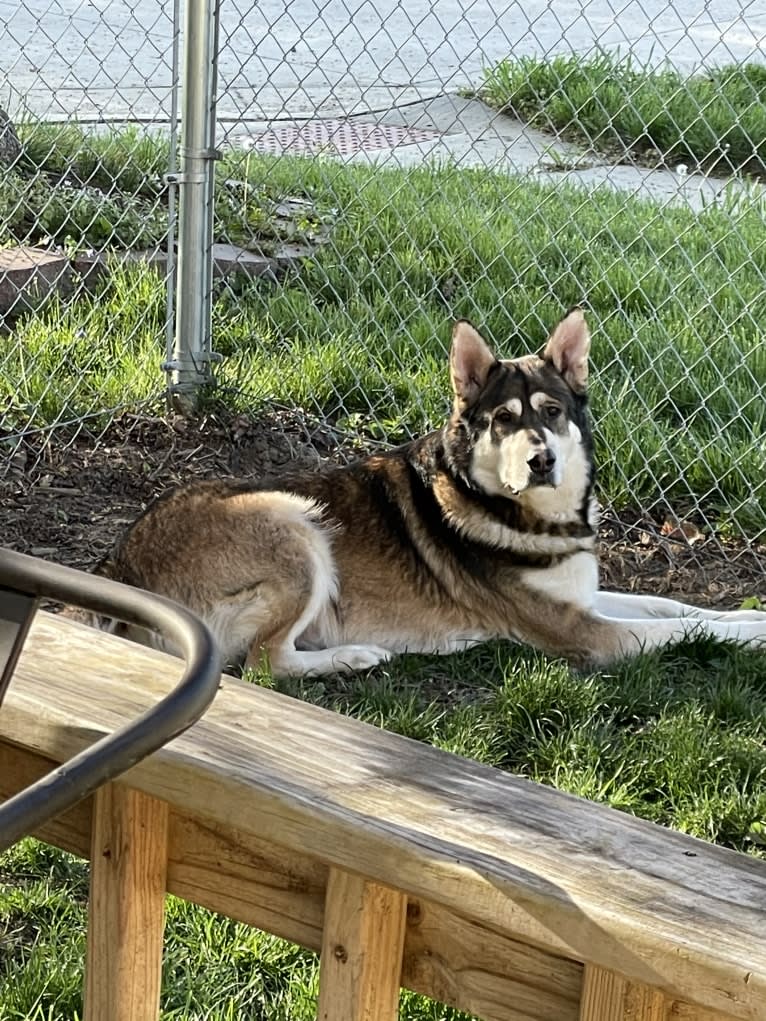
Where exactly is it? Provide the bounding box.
[245,119,442,156]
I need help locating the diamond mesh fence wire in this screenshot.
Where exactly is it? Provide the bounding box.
[208,0,766,563]
[2,0,766,569]
[0,0,181,475]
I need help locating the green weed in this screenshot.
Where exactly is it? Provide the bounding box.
[481,52,766,175]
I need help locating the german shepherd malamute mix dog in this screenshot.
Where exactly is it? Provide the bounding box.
[91,308,766,675]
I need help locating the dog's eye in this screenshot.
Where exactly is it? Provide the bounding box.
[544,405,561,420]
[494,408,515,424]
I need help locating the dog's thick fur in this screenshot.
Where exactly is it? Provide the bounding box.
[85,309,766,674]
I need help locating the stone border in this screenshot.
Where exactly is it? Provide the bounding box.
[0,241,314,317]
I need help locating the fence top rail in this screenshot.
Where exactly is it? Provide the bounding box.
[2,611,765,1020]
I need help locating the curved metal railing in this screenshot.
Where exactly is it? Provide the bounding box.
[0,547,221,852]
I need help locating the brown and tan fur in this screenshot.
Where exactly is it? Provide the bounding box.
[81,309,766,675]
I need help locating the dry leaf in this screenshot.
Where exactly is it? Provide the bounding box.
[660,519,704,545]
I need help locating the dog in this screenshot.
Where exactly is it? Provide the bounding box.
[83,307,766,675]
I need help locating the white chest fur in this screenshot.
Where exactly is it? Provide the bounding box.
[520,550,599,609]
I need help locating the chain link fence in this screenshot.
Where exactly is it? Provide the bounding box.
[2,0,766,568]
[0,0,181,471]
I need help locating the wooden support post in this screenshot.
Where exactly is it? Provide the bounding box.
[317,866,408,1021]
[84,784,169,1021]
[579,966,665,1020]
[578,965,733,1021]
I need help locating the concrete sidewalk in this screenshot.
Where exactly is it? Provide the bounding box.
[229,94,759,211]
[2,0,765,208]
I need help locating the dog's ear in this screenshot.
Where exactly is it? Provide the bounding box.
[542,307,590,392]
[450,320,497,410]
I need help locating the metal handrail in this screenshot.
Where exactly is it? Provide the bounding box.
[0,547,222,853]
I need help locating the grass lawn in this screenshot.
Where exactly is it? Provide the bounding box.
[480,52,766,177]
[4,125,766,533]
[2,122,766,1019]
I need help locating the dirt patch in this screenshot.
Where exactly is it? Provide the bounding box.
[597,512,766,607]
[1,407,354,572]
[2,409,765,607]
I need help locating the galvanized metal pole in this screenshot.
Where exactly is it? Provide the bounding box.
[163,0,181,382]
[165,0,220,411]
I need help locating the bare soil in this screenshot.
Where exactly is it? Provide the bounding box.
[2,409,765,608]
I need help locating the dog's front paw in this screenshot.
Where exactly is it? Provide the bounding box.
[329,644,391,672]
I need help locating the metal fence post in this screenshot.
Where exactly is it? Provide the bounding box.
[164,0,221,411]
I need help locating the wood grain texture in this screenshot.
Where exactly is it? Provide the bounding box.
[0,742,92,857]
[580,965,629,1021]
[667,1004,740,1021]
[2,612,765,1019]
[579,967,734,1021]
[0,744,585,1021]
[167,812,328,949]
[84,784,169,1021]
[580,966,664,1020]
[402,898,582,1021]
[318,868,407,1021]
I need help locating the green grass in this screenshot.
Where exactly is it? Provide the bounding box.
[0,121,329,251]
[15,121,172,196]
[0,122,171,249]
[2,638,766,1019]
[481,52,766,176]
[6,138,766,531]
[2,262,166,431]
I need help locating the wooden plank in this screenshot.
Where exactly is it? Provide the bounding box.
[0,742,92,857]
[3,612,766,1018]
[403,898,582,1021]
[317,867,407,1021]
[167,812,327,950]
[579,966,736,1021]
[668,1004,741,1021]
[579,965,628,1021]
[84,784,169,1021]
[0,741,585,1021]
[579,966,663,1020]
[626,983,671,1021]
[0,742,582,1021]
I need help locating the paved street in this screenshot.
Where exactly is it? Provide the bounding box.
[2,0,765,207]
[3,0,765,123]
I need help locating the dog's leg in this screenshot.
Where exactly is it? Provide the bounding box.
[264,643,392,678]
[512,598,766,667]
[235,523,390,679]
[605,616,766,658]
[252,596,392,677]
[593,591,766,623]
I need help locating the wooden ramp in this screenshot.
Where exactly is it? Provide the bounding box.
[1,611,765,1021]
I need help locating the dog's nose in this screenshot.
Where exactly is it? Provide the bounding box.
[528,450,556,475]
